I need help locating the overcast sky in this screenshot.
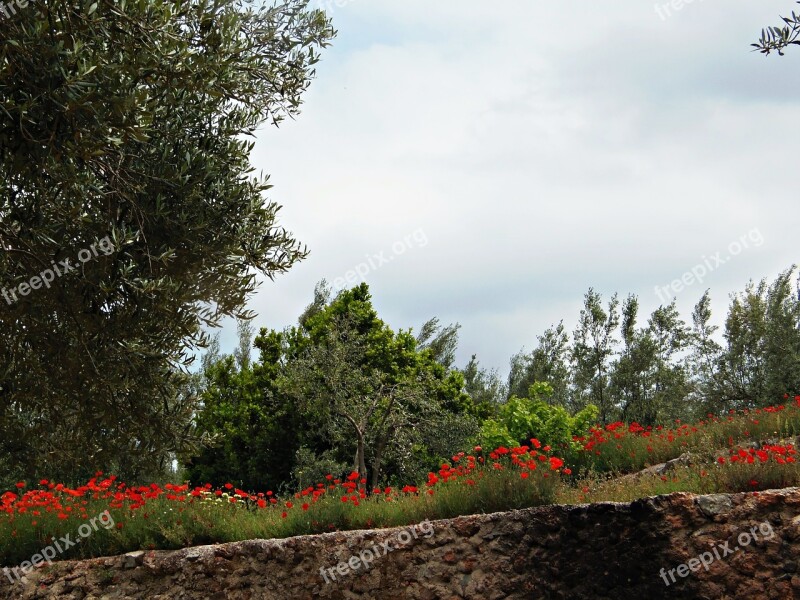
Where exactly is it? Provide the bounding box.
[215,0,799,378]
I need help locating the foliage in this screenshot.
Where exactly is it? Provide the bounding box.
[477,382,599,456]
[282,284,475,488]
[416,318,461,370]
[753,2,800,55]
[612,298,692,425]
[291,447,349,491]
[187,283,479,491]
[460,354,505,416]
[0,0,334,482]
[508,322,571,407]
[571,289,620,423]
[711,268,800,411]
[184,325,304,494]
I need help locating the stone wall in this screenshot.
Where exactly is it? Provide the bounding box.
[2,488,800,599]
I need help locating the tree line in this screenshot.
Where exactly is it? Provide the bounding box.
[185,267,800,492]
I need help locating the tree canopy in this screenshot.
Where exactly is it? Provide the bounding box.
[0,0,334,482]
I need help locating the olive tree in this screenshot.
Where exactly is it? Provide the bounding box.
[0,0,334,482]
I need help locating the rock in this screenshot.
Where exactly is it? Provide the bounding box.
[122,551,145,569]
[696,494,733,517]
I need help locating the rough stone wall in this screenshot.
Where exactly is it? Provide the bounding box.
[2,488,800,599]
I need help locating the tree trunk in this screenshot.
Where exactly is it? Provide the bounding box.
[369,433,389,490]
[355,432,367,481]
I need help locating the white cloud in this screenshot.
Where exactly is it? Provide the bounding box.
[217,0,800,374]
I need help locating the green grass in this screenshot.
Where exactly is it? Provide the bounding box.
[3,402,800,568]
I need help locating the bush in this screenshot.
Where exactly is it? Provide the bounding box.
[477,382,599,457]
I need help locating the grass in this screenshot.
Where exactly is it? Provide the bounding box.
[2,398,800,569]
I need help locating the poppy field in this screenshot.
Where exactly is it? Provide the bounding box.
[3,395,800,569]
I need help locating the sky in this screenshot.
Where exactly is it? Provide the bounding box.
[215,0,800,379]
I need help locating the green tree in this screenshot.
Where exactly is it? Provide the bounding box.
[416,318,460,370]
[611,294,649,423]
[184,326,301,492]
[571,289,620,423]
[189,284,478,491]
[282,285,475,488]
[713,268,800,409]
[0,0,334,481]
[461,354,506,411]
[612,297,692,425]
[715,279,770,409]
[645,301,692,421]
[687,290,723,415]
[508,322,571,408]
[762,268,800,401]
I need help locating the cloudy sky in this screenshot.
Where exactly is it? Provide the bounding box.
[218,0,799,377]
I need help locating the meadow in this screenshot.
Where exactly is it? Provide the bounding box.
[3,395,800,568]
